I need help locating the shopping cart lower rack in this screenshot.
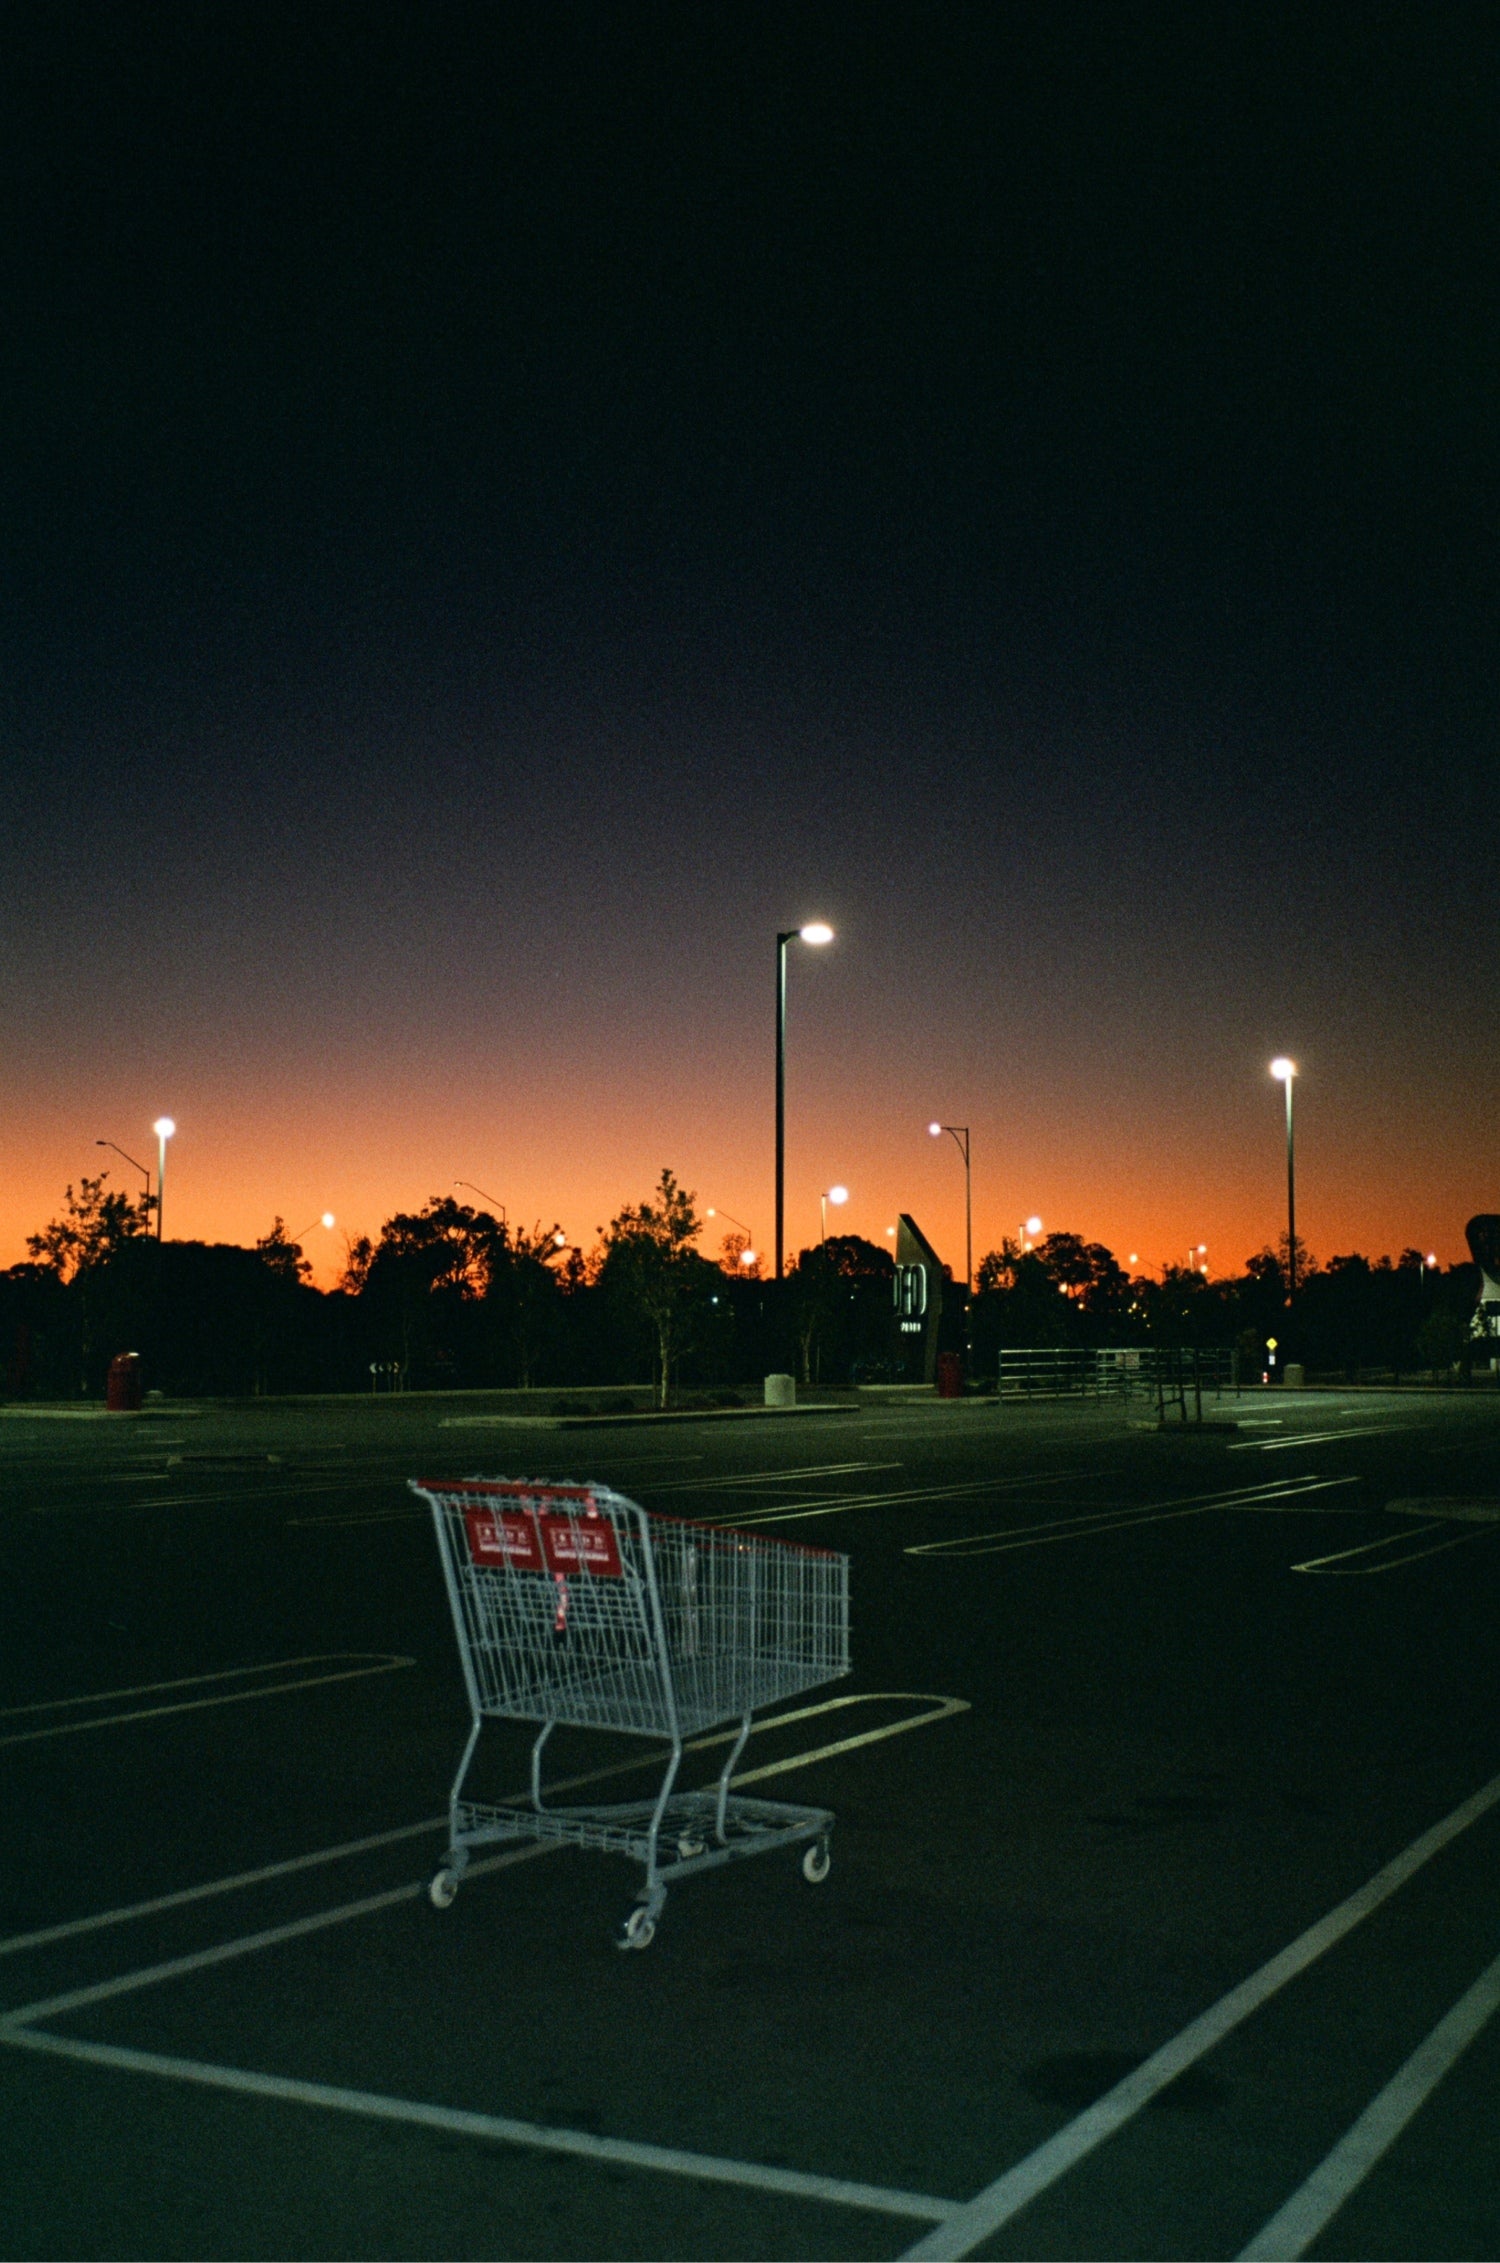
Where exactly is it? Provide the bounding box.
[410,1477,852,1948]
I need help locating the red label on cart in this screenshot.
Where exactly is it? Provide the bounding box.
[539,1512,623,1577]
[464,1508,544,1572]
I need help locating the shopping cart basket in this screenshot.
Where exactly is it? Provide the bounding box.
[410,1477,851,1948]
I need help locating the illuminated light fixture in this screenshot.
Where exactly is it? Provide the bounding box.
[820,1184,849,1242]
[291,1212,337,1241]
[1269,1058,1298,1298]
[739,1248,757,1267]
[553,1230,567,1247]
[776,923,836,1277]
[152,1117,175,1243]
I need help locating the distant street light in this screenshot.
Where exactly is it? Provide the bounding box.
[1188,1242,1207,1277]
[96,1140,151,1208]
[455,1180,506,1223]
[1270,1059,1297,1298]
[291,1212,337,1242]
[821,1185,849,1243]
[706,1206,757,1267]
[152,1119,175,1243]
[1021,1215,1042,1251]
[928,1122,972,1293]
[775,922,834,1278]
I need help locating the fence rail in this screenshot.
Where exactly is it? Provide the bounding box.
[994,1347,1238,1408]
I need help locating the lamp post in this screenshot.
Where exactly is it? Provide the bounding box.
[820,1185,848,1243]
[1270,1059,1297,1298]
[96,1140,152,1212]
[928,1122,972,1293]
[1020,1215,1042,1252]
[775,922,834,1279]
[455,1181,507,1223]
[706,1207,757,1268]
[291,1212,336,1243]
[152,1119,175,1243]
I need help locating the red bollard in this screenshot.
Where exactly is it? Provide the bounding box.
[106,1353,143,1412]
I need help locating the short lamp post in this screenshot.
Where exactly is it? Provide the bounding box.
[152,1119,175,1243]
[1270,1059,1297,1299]
[291,1212,337,1243]
[820,1185,848,1243]
[775,922,834,1279]
[706,1207,758,1269]
[928,1122,972,1293]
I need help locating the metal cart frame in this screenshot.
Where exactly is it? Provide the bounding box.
[411,1477,851,1947]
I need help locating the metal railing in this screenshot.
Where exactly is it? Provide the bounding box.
[993,1346,1237,1410]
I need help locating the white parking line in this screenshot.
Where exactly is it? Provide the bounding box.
[0,2024,959,2225]
[1237,1943,1500,2259]
[0,1691,964,1957]
[0,1654,413,1747]
[1230,1424,1414,1452]
[647,1460,904,1493]
[728,1470,1095,1529]
[899,1765,1500,2259]
[1291,1522,1500,1576]
[905,1478,1358,1559]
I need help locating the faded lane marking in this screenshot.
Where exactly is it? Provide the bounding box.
[906,1477,1358,1558]
[0,1654,414,1748]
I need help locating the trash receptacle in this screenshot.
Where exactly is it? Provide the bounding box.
[764,1373,796,1409]
[936,1351,964,1398]
[106,1353,143,1412]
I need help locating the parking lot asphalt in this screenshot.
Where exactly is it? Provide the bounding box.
[3,1382,1500,2260]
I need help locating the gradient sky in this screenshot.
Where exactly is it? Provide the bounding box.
[5,7,1496,1289]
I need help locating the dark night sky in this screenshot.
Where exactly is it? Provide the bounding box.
[4,4,1497,1279]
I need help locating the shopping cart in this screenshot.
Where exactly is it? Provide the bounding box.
[411,1476,851,1948]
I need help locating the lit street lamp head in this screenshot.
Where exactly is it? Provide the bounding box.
[826,1185,848,1206]
[153,1116,175,1139]
[798,922,834,945]
[928,1121,942,1137]
[1270,1058,1296,1082]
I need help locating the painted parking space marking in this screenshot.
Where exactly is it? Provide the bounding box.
[0,1691,965,1959]
[1237,1942,1500,2259]
[647,1460,904,1493]
[899,1765,1500,2259]
[0,1690,970,2227]
[1230,1424,1416,1452]
[905,1477,1359,1559]
[0,2023,960,2227]
[1292,1521,1500,1575]
[0,1653,414,1748]
[726,1470,1098,1530]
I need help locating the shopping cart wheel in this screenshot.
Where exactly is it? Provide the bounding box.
[801,1840,832,1884]
[617,1906,657,1951]
[429,1869,460,1909]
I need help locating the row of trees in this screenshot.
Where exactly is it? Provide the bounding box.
[1,1168,1484,1402]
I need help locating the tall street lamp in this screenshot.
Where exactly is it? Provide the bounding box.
[775,922,834,1279]
[928,1122,972,1293]
[820,1185,848,1243]
[1270,1059,1297,1298]
[152,1118,175,1243]
[291,1212,337,1242]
